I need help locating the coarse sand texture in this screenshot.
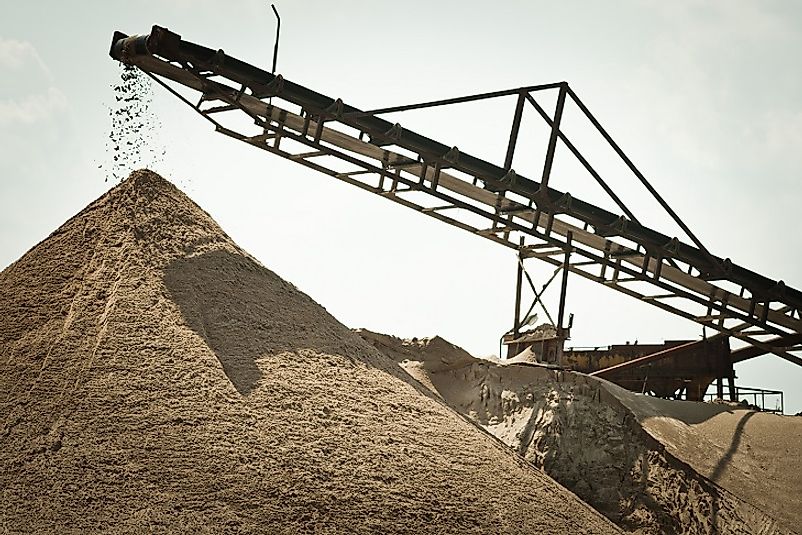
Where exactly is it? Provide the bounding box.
[0,170,619,534]
[357,330,801,535]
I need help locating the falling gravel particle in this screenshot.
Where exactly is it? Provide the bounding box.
[101,64,165,183]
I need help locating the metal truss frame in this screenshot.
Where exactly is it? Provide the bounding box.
[110,26,802,367]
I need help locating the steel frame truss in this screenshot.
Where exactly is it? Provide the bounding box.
[110,26,802,367]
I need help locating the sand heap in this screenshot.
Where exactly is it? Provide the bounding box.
[358,330,801,535]
[611,387,802,533]
[0,170,618,534]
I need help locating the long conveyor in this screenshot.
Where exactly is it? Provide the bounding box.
[110,26,802,367]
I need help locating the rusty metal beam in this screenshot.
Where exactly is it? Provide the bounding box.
[731,333,802,365]
[590,340,701,378]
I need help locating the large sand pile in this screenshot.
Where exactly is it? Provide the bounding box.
[358,330,800,535]
[0,170,618,534]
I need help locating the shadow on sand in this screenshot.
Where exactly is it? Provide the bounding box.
[163,250,267,395]
[162,248,441,399]
[711,409,756,483]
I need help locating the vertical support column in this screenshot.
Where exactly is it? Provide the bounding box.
[540,83,568,191]
[513,237,525,340]
[716,377,724,399]
[556,231,573,366]
[504,92,526,171]
[728,372,737,402]
[557,232,573,335]
[726,349,736,401]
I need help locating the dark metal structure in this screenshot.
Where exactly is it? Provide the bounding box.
[704,386,784,413]
[109,26,802,379]
[579,338,733,401]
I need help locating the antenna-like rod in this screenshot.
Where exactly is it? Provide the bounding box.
[271,3,280,74]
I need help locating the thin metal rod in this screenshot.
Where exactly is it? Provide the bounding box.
[590,340,699,377]
[513,239,524,338]
[519,262,559,327]
[504,92,526,170]
[731,331,802,363]
[557,231,572,335]
[566,85,714,260]
[346,83,563,118]
[142,70,224,129]
[270,4,280,74]
[540,83,568,191]
[728,372,736,401]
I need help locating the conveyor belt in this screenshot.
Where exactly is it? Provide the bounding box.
[109,25,802,367]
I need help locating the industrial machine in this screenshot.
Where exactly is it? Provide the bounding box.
[109,26,802,410]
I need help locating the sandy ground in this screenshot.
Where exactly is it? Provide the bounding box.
[0,170,618,534]
[359,330,800,535]
[610,388,802,531]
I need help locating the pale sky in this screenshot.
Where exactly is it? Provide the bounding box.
[2,0,801,412]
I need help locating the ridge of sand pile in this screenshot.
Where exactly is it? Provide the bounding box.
[359,330,799,535]
[0,170,618,534]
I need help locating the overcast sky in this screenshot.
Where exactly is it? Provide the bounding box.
[2,0,801,412]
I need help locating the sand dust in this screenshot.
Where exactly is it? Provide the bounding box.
[359,330,800,535]
[0,170,618,534]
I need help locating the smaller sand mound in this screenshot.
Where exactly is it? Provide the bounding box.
[360,330,799,535]
[608,386,802,531]
[355,330,476,395]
